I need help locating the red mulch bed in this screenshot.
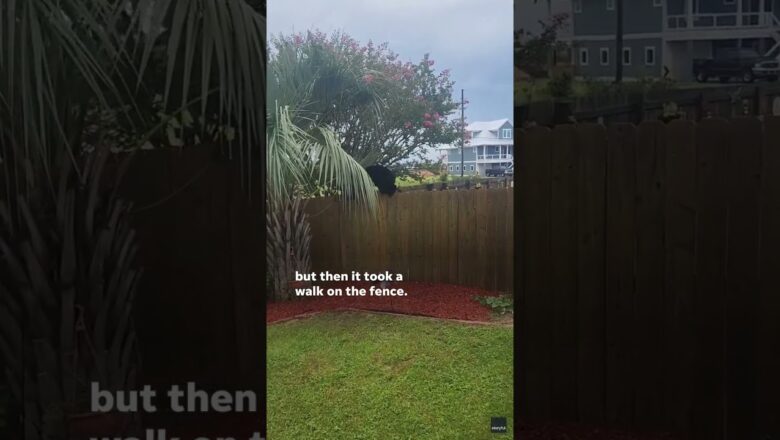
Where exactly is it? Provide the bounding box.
[267,281,501,324]
[517,420,684,440]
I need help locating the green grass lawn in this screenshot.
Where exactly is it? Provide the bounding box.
[267,312,513,439]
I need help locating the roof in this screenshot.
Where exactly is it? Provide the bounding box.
[467,119,512,132]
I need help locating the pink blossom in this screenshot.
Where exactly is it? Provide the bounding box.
[293,35,303,46]
[404,121,412,129]
[423,120,434,128]
[427,59,435,66]
[424,113,431,119]
[362,74,375,84]
[433,112,440,120]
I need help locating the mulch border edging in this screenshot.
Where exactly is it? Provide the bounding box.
[267,307,513,327]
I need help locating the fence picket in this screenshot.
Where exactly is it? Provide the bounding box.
[576,123,607,424]
[605,123,637,428]
[757,116,780,438]
[724,117,762,440]
[633,121,667,430]
[549,124,579,420]
[690,119,728,439]
[520,126,553,421]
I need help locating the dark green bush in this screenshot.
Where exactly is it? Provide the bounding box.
[474,294,514,315]
[546,72,574,99]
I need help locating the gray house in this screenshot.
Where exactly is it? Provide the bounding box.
[564,0,780,81]
[439,119,514,176]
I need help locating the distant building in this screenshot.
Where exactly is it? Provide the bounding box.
[439,119,514,176]
[565,0,780,81]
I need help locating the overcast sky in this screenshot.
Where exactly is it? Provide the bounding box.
[268,0,513,124]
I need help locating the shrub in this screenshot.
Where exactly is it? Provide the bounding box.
[474,294,514,315]
[546,72,574,99]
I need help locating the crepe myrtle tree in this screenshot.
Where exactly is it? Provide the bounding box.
[270,30,463,168]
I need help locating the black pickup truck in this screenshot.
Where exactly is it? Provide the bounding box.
[485,167,507,177]
[693,48,779,83]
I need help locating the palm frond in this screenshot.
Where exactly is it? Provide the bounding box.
[129,0,266,198]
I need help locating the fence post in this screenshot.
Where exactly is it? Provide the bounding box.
[553,100,573,125]
[697,92,706,120]
[630,92,645,125]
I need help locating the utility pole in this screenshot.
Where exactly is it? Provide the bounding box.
[460,89,465,177]
[615,0,624,83]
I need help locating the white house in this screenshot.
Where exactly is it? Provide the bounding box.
[439,119,514,176]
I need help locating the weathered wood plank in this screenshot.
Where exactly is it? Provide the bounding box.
[605,123,637,428]
[576,123,607,424]
[633,121,667,430]
[757,116,780,438]
[520,126,553,421]
[549,124,579,420]
[689,118,727,439]
[724,117,762,440]
[475,188,489,290]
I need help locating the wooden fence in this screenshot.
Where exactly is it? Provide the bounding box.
[115,146,264,390]
[517,117,780,439]
[305,188,514,293]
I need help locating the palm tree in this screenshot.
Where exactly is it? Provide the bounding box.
[266,35,380,300]
[0,1,265,437]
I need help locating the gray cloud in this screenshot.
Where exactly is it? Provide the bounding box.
[268,0,513,123]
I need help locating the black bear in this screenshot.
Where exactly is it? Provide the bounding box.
[365,165,399,196]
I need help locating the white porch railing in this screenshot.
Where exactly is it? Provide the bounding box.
[476,154,513,161]
[666,12,777,30]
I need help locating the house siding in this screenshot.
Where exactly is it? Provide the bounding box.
[446,147,477,163]
[573,0,663,36]
[575,38,664,78]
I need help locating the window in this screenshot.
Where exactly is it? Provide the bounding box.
[469,165,475,171]
[607,0,615,10]
[455,165,460,171]
[574,0,582,13]
[448,165,453,172]
[472,130,480,138]
[600,48,610,66]
[653,0,662,6]
[623,47,632,65]
[645,46,656,65]
[501,128,512,139]
[579,48,589,66]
